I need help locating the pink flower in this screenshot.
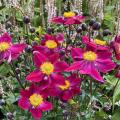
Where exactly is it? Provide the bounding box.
[18,84,52,120]
[66,47,116,83]
[115,69,120,78]
[47,74,81,101]
[111,36,120,60]
[26,51,68,87]
[0,33,26,62]
[82,36,109,51]
[33,33,64,56]
[52,11,84,25]
[41,34,64,49]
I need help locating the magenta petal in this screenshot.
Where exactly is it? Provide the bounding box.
[115,69,120,78]
[71,48,83,59]
[61,91,72,101]
[0,33,12,43]
[10,44,26,59]
[18,98,30,110]
[1,51,11,61]
[48,53,59,63]
[79,62,104,82]
[44,34,54,40]
[30,108,42,120]
[39,101,53,111]
[115,53,120,60]
[26,70,43,82]
[10,44,26,52]
[65,61,82,71]
[33,51,47,68]
[52,17,64,24]
[97,51,112,59]
[75,16,85,21]
[20,89,31,98]
[68,74,81,86]
[96,59,116,73]
[33,46,47,53]
[90,68,104,82]
[82,36,89,43]
[71,87,80,94]
[50,73,65,85]
[64,18,75,25]
[46,87,60,97]
[54,61,69,72]
[55,33,64,42]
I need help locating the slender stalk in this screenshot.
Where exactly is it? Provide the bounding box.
[88,27,91,41]
[90,79,92,103]
[10,62,24,89]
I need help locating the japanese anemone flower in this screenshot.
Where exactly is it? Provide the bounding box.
[26,51,68,87]
[33,33,64,57]
[66,47,116,83]
[41,33,64,49]
[18,84,52,120]
[0,33,26,62]
[52,11,84,25]
[82,36,109,51]
[47,74,81,101]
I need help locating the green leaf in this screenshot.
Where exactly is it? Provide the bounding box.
[112,109,120,120]
[0,62,10,75]
[16,11,23,22]
[95,109,108,120]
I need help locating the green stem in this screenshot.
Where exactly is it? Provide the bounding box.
[10,62,24,89]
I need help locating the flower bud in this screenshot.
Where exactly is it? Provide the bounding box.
[92,22,101,30]
[103,29,111,36]
[25,45,32,53]
[32,41,38,46]
[76,27,82,33]
[60,50,65,56]
[29,27,35,33]
[89,19,96,26]
[15,68,21,74]
[47,27,54,34]
[81,23,88,31]
[23,16,30,24]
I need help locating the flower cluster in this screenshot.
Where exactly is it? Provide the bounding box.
[18,12,117,119]
[1,11,118,120]
[19,32,81,119]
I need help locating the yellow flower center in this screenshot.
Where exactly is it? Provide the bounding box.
[94,39,106,46]
[29,93,43,107]
[40,62,54,75]
[59,80,70,90]
[83,51,97,61]
[63,12,75,18]
[45,40,57,49]
[0,42,10,52]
